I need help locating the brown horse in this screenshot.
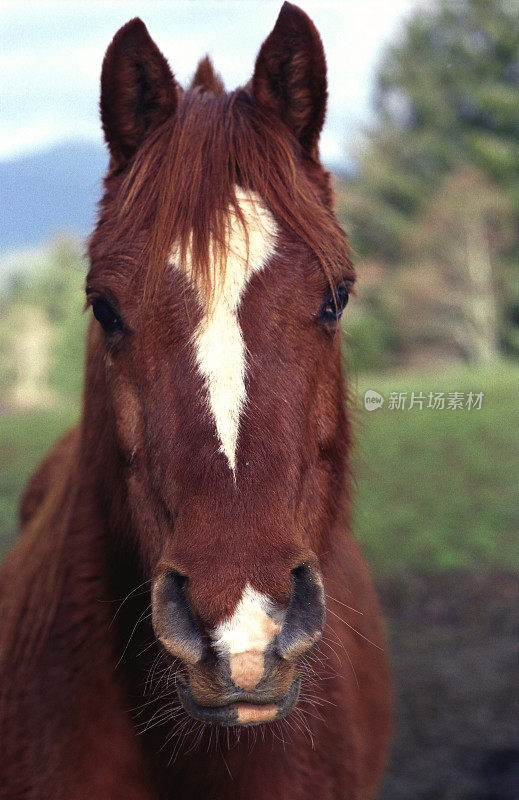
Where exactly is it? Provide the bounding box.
[0,4,391,798]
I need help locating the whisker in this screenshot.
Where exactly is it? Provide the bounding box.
[326,592,363,615]
[300,693,339,709]
[108,579,153,628]
[113,605,152,671]
[326,607,382,650]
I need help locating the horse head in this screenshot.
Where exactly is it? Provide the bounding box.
[87,2,355,727]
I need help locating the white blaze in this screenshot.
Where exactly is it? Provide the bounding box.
[171,188,277,473]
[212,584,281,657]
[212,584,283,692]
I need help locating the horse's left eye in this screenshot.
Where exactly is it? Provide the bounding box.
[319,285,349,323]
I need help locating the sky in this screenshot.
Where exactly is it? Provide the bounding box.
[0,0,421,168]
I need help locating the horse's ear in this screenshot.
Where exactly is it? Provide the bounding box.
[252,2,327,158]
[100,18,177,171]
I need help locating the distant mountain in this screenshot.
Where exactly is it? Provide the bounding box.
[1,141,108,254]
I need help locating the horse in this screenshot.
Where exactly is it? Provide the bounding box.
[0,4,391,798]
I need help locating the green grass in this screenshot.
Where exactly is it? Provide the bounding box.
[349,362,519,573]
[0,363,518,573]
[0,407,78,558]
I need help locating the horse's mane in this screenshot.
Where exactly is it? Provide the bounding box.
[101,80,354,300]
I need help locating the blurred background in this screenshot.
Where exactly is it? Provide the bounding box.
[1,1,518,797]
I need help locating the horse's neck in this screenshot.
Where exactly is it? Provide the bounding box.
[11,422,128,657]
[0,414,157,797]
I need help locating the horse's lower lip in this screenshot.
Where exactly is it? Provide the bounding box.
[175,678,300,726]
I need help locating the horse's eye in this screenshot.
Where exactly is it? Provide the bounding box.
[319,285,349,323]
[91,297,123,335]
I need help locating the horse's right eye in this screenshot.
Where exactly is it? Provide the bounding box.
[91,297,123,335]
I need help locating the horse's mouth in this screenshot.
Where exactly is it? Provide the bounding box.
[175,677,300,726]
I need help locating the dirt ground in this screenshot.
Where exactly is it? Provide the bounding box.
[377,571,519,800]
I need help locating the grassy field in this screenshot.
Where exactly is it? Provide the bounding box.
[0,407,78,558]
[350,362,519,573]
[1,363,518,571]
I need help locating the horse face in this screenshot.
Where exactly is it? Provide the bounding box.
[88,4,355,725]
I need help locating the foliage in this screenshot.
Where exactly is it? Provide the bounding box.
[0,238,87,407]
[342,272,402,372]
[343,308,397,373]
[347,0,519,258]
[339,0,519,360]
[399,167,514,362]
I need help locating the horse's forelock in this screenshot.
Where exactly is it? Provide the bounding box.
[102,86,354,303]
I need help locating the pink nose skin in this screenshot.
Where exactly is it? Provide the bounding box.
[229,650,266,692]
[211,584,283,692]
[235,703,278,725]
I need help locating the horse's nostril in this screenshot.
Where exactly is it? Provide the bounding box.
[290,564,307,581]
[277,562,326,660]
[152,570,204,664]
[169,570,188,591]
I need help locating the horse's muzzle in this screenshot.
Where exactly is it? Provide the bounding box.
[151,561,326,725]
[175,676,301,726]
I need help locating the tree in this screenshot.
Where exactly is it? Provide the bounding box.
[0,237,87,409]
[397,168,514,362]
[339,0,519,356]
